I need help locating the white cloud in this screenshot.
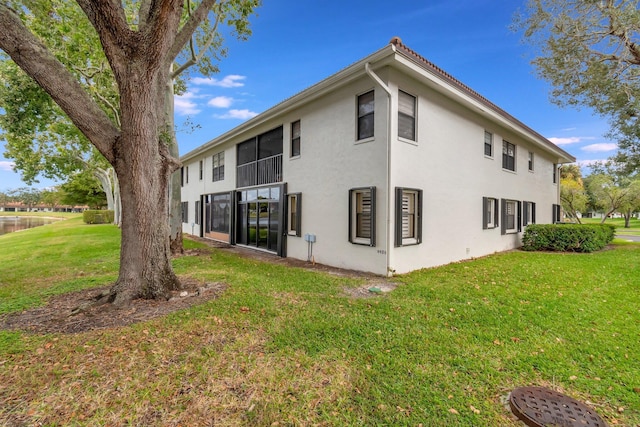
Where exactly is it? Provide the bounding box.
[0,161,15,172]
[548,136,584,145]
[577,159,605,168]
[581,143,618,152]
[191,75,246,88]
[174,95,201,116]
[215,109,258,120]
[208,96,234,108]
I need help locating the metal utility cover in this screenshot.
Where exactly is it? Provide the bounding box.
[509,386,608,427]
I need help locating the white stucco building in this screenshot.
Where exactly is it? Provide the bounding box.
[179,38,575,275]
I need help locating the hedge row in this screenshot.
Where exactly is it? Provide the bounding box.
[521,223,615,253]
[83,210,114,224]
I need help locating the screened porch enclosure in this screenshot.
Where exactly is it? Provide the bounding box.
[235,184,286,256]
[237,126,283,188]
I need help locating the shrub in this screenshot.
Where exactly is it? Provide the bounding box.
[82,210,114,225]
[522,223,615,253]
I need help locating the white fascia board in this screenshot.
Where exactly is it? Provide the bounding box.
[392,53,576,164]
[181,46,397,162]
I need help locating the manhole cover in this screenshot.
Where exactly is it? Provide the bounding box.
[509,386,608,427]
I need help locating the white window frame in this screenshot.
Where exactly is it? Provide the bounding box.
[523,201,536,226]
[287,193,301,236]
[349,187,376,246]
[212,151,225,182]
[398,90,416,142]
[484,131,493,158]
[395,188,422,246]
[291,120,301,158]
[501,199,521,235]
[482,197,499,229]
[502,140,516,171]
[357,90,375,141]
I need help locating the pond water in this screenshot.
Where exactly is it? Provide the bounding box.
[0,216,62,236]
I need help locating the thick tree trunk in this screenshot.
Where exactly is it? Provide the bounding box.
[109,65,181,306]
[166,71,183,255]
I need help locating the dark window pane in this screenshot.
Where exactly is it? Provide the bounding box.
[358,91,375,140]
[358,114,374,140]
[398,114,415,140]
[237,139,257,165]
[258,127,283,159]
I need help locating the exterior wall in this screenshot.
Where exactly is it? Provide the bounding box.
[180,75,390,274]
[385,69,560,274]
[283,75,389,274]
[180,54,570,277]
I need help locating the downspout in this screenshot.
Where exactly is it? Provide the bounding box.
[365,61,394,277]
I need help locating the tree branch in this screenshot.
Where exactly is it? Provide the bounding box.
[0,5,119,164]
[169,0,219,62]
[172,6,222,78]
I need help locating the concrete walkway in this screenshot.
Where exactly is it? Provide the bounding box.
[616,234,640,242]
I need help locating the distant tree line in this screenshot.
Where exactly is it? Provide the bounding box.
[1,172,107,210]
[561,163,640,227]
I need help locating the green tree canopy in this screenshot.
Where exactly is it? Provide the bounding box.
[0,0,259,305]
[516,0,640,169]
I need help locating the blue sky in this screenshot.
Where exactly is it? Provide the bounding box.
[0,0,615,191]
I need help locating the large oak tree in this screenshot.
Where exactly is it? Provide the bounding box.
[516,0,640,169]
[0,0,258,305]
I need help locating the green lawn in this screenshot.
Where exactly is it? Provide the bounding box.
[0,218,638,426]
[582,216,640,235]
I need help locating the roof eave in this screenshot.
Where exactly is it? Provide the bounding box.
[181,45,397,162]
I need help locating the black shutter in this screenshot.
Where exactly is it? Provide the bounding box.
[395,188,404,247]
[494,198,499,228]
[295,193,302,237]
[370,187,376,247]
[501,199,507,235]
[523,201,529,227]
[482,197,488,230]
[416,189,423,244]
[517,201,522,232]
[348,189,354,243]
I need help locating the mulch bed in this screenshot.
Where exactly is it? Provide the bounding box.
[0,279,227,335]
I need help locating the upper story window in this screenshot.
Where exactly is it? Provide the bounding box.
[528,151,534,171]
[357,90,375,140]
[398,90,416,141]
[553,164,558,183]
[502,140,516,171]
[212,151,225,182]
[484,131,493,157]
[291,120,301,157]
[180,166,185,187]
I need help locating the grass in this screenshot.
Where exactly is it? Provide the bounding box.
[582,216,640,236]
[0,219,639,426]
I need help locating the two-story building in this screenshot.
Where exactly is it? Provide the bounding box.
[179,37,575,275]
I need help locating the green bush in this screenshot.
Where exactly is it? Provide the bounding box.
[522,223,615,252]
[82,210,114,225]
